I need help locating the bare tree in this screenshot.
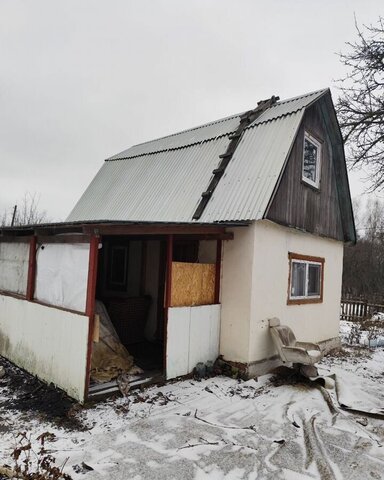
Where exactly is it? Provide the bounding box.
[343,198,384,299]
[1,192,49,227]
[336,17,384,190]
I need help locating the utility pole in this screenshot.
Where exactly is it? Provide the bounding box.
[11,205,17,226]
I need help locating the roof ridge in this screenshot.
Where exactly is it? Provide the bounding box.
[107,88,329,161]
[107,135,230,162]
[244,88,329,130]
[107,111,244,160]
[270,88,329,108]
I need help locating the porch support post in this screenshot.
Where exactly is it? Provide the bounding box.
[165,234,174,308]
[85,235,99,317]
[84,235,99,400]
[26,235,37,301]
[163,234,173,373]
[214,239,222,304]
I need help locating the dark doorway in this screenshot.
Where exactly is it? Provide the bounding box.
[94,236,167,378]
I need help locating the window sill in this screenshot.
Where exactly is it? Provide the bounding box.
[301,178,321,192]
[287,297,323,305]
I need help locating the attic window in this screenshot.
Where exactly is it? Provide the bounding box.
[288,253,324,304]
[302,132,321,188]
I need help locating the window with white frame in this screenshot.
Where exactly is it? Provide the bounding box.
[302,132,321,188]
[288,253,324,304]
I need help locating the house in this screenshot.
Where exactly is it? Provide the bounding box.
[0,89,355,402]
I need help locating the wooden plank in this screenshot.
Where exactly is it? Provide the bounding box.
[266,103,345,242]
[84,235,100,401]
[0,236,32,243]
[214,240,222,304]
[165,235,173,309]
[37,234,91,244]
[93,314,100,342]
[170,262,215,307]
[163,234,173,373]
[82,224,231,237]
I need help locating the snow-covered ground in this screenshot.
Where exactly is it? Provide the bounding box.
[1,322,384,480]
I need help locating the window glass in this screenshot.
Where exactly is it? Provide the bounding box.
[291,262,306,297]
[307,263,321,296]
[288,254,324,303]
[303,138,318,183]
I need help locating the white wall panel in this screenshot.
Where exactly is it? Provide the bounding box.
[248,220,343,363]
[166,304,221,379]
[166,307,190,379]
[0,242,29,295]
[35,243,89,312]
[0,294,89,401]
[189,305,220,370]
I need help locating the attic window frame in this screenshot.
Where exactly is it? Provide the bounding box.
[287,252,324,305]
[302,131,322,189]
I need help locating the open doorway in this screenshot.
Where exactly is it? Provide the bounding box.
[89,236,167,394]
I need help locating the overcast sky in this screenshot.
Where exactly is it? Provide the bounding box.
[1,0,383,221]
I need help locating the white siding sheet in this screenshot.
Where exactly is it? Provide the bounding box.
[166,304,221,379]
[35,243,90,312]
[0,294,89,402]
[0,242,29,295]
[166,308,190,379]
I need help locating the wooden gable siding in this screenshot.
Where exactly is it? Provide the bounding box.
[266,103,344,241]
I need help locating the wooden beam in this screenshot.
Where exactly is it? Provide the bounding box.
[82,224,230,237]
[0,236,32,243]
[168,233,233,241]
[85,236,99,318]
[37,234,91,244]
[34,226,84,236]
[214,239,222,304]
[163,234,173,373]
[26,236,37,301]
[84,235,100,401]
[165,235,174,309]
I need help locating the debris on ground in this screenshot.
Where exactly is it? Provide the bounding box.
[1,321,384,479]
[0,357,83,430]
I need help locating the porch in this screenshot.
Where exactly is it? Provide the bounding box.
[0,221,233,402]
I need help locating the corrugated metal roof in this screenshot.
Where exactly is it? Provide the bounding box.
[67,137,231,223]
[108,113,242,160]
[67,89,329,224]
[252,89,327,125]
[200,111,304,222]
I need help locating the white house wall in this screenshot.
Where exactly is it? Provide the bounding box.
[166,304,220,379]
[220,226,255,363]
[0,294,89,402]
[248,220,343,364]
[35,243,90,313]
[0,242,29,296]
[220,220,343,370]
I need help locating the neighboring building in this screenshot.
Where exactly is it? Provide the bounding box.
[0,89,355,401]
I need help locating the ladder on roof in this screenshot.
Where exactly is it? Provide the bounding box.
[192,95,279,220]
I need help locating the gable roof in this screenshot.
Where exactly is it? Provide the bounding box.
[67,89,349,228]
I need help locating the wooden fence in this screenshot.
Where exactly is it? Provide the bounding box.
[340,298,384,321]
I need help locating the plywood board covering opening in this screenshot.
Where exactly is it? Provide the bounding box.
[170,262,215,307]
